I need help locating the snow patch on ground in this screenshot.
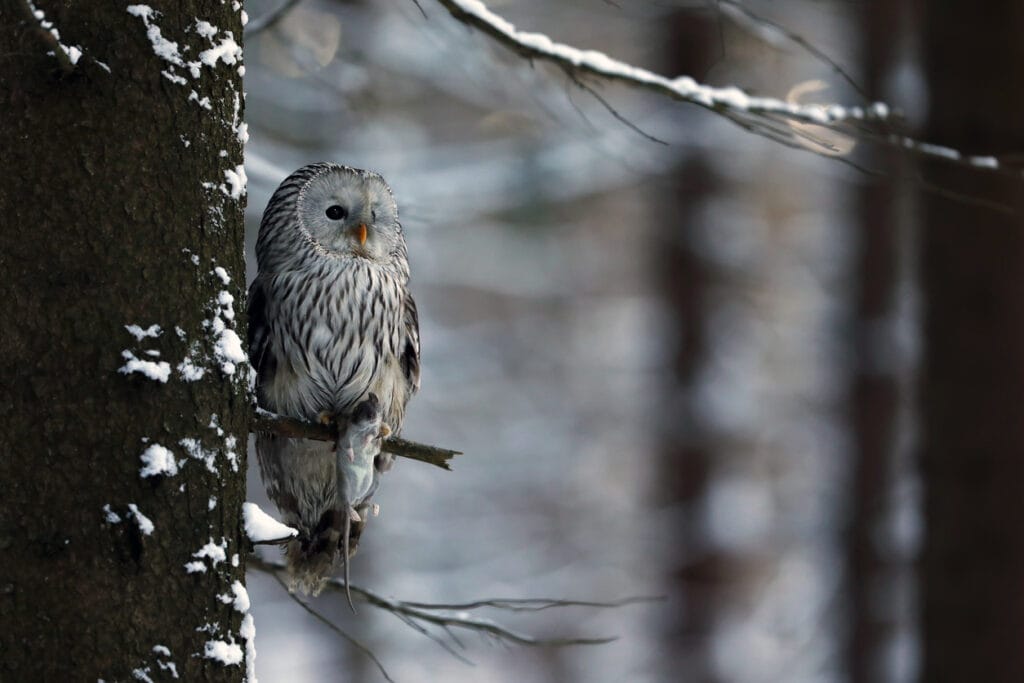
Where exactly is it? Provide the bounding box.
[243,502,298,543]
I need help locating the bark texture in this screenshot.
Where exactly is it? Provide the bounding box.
[0,2,248,680]
[846,3,904,680]
[920,2,1024,680]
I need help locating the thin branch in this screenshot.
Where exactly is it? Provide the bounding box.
[249,557,630,648]
[246,0,304,36]
[566,70,669,145]
[252,409,462,471]
[17,0,74,73]
[267,570,395,683]
[716,0,869,100]
[400,595,664,612]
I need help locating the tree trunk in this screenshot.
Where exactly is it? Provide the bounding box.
[846,3,904,680]
[0,2,249,680]
[920,2,1024,680]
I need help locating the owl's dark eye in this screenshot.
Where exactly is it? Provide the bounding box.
[325,205,347,220]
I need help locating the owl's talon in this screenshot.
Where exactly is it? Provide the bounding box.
[378,423,392,439]
[348,506,362,523]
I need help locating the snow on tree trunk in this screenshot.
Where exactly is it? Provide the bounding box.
[919,1,1024,680]
[0,2,250,680]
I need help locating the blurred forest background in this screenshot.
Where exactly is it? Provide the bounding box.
[241,1,1023,682]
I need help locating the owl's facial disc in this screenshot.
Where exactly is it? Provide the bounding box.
[299,167,401,262]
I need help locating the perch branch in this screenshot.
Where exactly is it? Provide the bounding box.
[252,409,462,471]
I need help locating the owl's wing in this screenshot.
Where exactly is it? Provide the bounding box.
[401,292,421,395]
[247,276,276,403]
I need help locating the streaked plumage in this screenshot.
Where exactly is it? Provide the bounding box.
[249,163,420,594]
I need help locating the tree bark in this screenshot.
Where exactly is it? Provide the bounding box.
[920,2,1024,680]
[0,2,248,680]
[846,3,904,680]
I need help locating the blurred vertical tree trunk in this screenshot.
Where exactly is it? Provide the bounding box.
[655,10,721,681]
[919,2,1024,680]
[0,2,248,680]
[846,3,903,680]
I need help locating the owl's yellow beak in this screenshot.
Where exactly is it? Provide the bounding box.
[355,223,367,245]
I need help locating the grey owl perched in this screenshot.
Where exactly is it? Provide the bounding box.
[248,163,420,596]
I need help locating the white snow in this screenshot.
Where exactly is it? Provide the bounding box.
[119,350,171,383]
[179,437,217,472]
[27,1,85,69]
[103,504,122,524]
[193,538,228,566]
[215,329,246,375]
[208,496,217,510]
[152,645,170,657]
[194,20,218,39]
[127,6,185,66]
[139,444,178,478]
[231,580,251,612]
[204,640,243,666]
[199,35,242,68]
[222,165,247,199]
[177,356,206,381]
[188,91,213,110]
[969,156,999,168]
[242,502,298,542]
[240,613,257,682]
[184,561,207,574]
[447,0,890,126]
[213,266,231,285]
[125,324,161,340]
[127,504,155,535]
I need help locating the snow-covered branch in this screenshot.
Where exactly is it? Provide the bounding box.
[435,0,1020,176]
[251,409,462,470]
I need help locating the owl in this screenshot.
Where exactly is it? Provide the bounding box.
[248,163,420,595]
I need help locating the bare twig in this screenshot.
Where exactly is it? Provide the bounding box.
[267,570,395,683]
[716,0,869,100]
[252,409,462,470]
[250,556,642,650]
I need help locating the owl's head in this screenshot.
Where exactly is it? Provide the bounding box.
[291,164,404,264]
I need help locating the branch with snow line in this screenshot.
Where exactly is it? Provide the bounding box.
[434,0,1021,176]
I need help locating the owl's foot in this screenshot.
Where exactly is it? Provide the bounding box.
[375,451,395,473]
[348,505,362,523]
[379,422,392,439]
